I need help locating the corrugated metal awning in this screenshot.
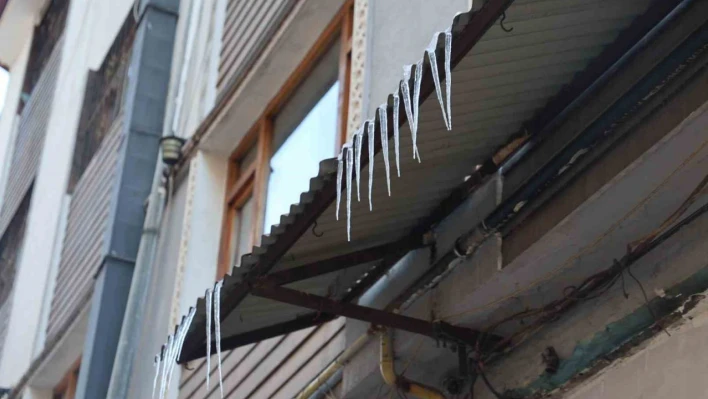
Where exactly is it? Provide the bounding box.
[177,0,661,362]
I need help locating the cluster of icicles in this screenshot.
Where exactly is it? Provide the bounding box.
[150,28,453,399]
[152,281,225,398]
[336,29,452,241]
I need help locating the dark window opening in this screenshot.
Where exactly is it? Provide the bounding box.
[18,0,69,114]
[68,14,136,193]
[0,188,32,308]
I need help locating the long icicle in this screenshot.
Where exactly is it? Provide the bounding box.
[168,306,195,391]
[393,93,401,177]
[159,335,173,399]
[152,350,162,399]
[355,126,363,201]
[378,105,391,195]
[427,34,450,131]
[336,149,344,220]
[367,120,375,210]
[346,145,354,241]
[165,321,184,392]
[444,29,453,130]
[205,288,212,391]
[214,280,224,398]
[168,307,197,391]
[413,60,423,161]
[175,307,197,362]
[401,66,419,162]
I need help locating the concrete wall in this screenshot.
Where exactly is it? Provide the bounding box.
[363,0,469,118]
[127,177,188,399]
[0,0,134,387]
[560,299,708,399]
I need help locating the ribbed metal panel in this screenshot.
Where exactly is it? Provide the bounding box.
[0,292,11,362]
[284,0,652,261]
[46,116,124,340]
[180,0,655,360]
[0,35,64,238]
[217,0,295,94]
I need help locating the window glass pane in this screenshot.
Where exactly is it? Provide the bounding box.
[264,81,338,232]
[238,145,257,172]
[230,195,254,267]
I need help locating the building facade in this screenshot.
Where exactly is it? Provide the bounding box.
[1,0,708,399]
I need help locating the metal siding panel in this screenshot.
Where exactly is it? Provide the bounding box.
[46,117,124,340]
[0,36,64,237]
[217,0,293,93]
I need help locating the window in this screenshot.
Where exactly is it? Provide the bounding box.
[53,362,80,399]
[217,1,353,277]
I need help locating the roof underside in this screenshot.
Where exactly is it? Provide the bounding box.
[179,0,659,362]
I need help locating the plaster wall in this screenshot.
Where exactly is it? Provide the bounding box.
[363,0,469,118]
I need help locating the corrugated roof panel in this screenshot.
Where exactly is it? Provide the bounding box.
[179,0,656,360]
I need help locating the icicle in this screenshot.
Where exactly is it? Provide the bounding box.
[444,29,453,130]
[401,66,418,161]
[152,352,161,399]
[346,145,354,241]
[205,288,212,391]
[427,35,450,131]
[159,335,173,399]
[355,126,363,201]
[413,60,423,161]
[165,323,182,392]
[336,149,344,220]
[378,105,391,196]
[168,306,193,391]
[367,120,375,210]
[393,93,401,177]
[214,280,224,398]
[175,307,197,362]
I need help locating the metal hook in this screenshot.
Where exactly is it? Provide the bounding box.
[500,11,513,33]
[312,220,324,237]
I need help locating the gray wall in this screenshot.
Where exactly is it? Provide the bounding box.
[364,0,470,118]
[127,179,188,399]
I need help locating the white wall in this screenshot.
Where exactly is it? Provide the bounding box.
[364,0,469,118]
[0,0,134,387]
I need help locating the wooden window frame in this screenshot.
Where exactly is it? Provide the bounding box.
[216,0,354,278]
[53,359,80,399]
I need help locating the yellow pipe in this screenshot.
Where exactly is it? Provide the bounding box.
[380,330,446,399]
[296,330,374,399]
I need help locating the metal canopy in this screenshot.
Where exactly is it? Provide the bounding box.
[178,0,663,363]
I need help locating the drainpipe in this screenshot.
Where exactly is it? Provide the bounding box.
[380,330,446,399]
[105,164,167,399]
[104,0,180,395]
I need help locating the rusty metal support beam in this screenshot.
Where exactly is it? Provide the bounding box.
[249,283,483,345]
[259,238,422,286]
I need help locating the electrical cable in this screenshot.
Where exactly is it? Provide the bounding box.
[474,363,505,399]
[441,137,708,322]
[626,263,670,337]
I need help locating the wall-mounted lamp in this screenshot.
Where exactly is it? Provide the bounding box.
[159,135,186,166]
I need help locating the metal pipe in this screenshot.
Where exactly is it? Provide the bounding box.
[295,331,374,399]
[380,330,446,399]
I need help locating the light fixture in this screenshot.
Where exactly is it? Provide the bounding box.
[159,135,186,166]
